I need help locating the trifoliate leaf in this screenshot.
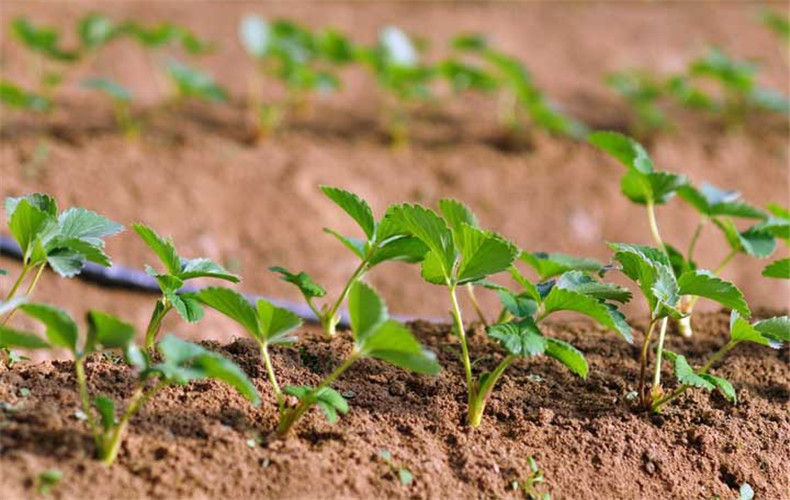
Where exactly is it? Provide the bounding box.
[348,281,387,344]
[487,318,547,357]
[320,186,376,239]
[677,270,750,317]
[18,303,78,352]
[255,298,301,345]
[520,252,602,280]
[588,131,654,174]
[193,287,260,339]
[456,224,518,284]
[269,266,326,298]
[545,338,588,378]
[699,374,736,403]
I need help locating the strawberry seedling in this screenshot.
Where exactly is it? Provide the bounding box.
[81,78,139,136]
[10,17,79,98]
[0,303,260,465]
[195,281,439,436]
[651,312,789,412]
[2,194,123,326]
[606,69,669,139]
[238,16,354,138]
[132,223,239,350]
[270,186,427,337]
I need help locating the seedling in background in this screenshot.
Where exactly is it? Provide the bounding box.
[761,10,790,42]
[606,69,668,139]
[195,282,439,436]
[165,60,228,103]
[378,450,414,486]
[35,468,62,496]
[81,78,139,136]
[590,131,780,337]
[1,194,123,326]
[0,303,259,465]
[388,200,629,426]
[652,312,788,412]
[0,80,51,116]
[357,26,436,147]
[451,34,588,140]
[239,16,354,138]
[271,186,427,337]
[132,223,239,350]
[511,456,550,500]
[122,20,213,55]
[10,17,79,97]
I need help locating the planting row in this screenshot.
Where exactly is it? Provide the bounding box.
[1,131,788,466]
[2,12,788,143]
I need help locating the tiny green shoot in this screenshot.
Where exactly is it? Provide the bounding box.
[35,468,62,496]
[511,456,550,500]
[378,450,414,486]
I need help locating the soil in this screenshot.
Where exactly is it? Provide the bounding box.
[1,310,788,500]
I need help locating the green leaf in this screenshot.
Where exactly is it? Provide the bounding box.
[358,319,440,374]
[497,290,538,318]
[255,298,301,345]
[169,294,205,323]
[677,184,766,220]
[193,287,260,339]
[8,198,54,263]
[456,224,518,284]
[6,193,57,217]
[179,258,240,282]
[610,243,678,314]
[752,217,790,242]
[0,326,50,349]
[588,131,654,174]
[699,374,736,403]
[677,270,749,317]
[86,310,135,351]
[555,270,632,303]
[323,228,366,259]
[0,80,51,112]
[78,13,117,49]
[672,354,714,390]
[45,249,85,277]
[542,287,632,342]
[57,207,123,244]
[93,395,115,430]
[18,303,77,352]
[509,265,541,302]
[368,236,428,266]
[545,338,588,378]
[320,186,375,239]
[133,223,181,275]
[753,316,789,344]
[269,266,326,299]
[520,252,602,280]
[487,318,546,357]
[81,78,132,102]
[729,312,772,346]
[48,238,111,267]
[166,60,227,102]
[154,335,260,405]
[348,281,387,343]
[284,386,349,424]
[438,198,479,237]
[620,170,687,205]
[713,218,776,258]
[386,204,456,282]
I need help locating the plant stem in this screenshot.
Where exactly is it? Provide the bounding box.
[260,343,284,413]
[651,340,738,412]
[638,317,658,407]
[466,284,488,326]
[144,299,172,351]
[74,358,100,444]
[449,285,474,403]
[276,352,360,436]
[100,381,166,466]
[1,263,46,327]
[324,260,368,337]
[652,317,670,389]
[4,264,29,301]
[686,218,706,264]
[467,354,515,427]
[645,201,665,251]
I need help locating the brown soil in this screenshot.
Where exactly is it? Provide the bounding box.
[1,310,788,500]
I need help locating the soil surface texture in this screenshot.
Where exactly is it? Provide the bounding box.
[1,310,788,500]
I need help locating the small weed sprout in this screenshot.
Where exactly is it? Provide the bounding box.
[511,456,550,500]
[238,16,354,138]
[378,450,414,486]
[132,223,240,350]
[195,281,439,436]
[388,200,628,426]
[0,303,260,465]
[35,468,62,496]
[271,186,427,337]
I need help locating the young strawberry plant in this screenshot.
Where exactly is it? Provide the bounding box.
[606,69,669,139]
[132,223,239,350]
[450,34,588,140]
[270,186,427,337]
[165,60,228,103]
[238,16,354,138]
[357,26,436,146]
[2,194,123,326]
[0,302,260,465]
[651,311,789,412]
[194,281,439,435]
[387,199,630,426]
[80,78,138,136]
[10,17,80,98]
